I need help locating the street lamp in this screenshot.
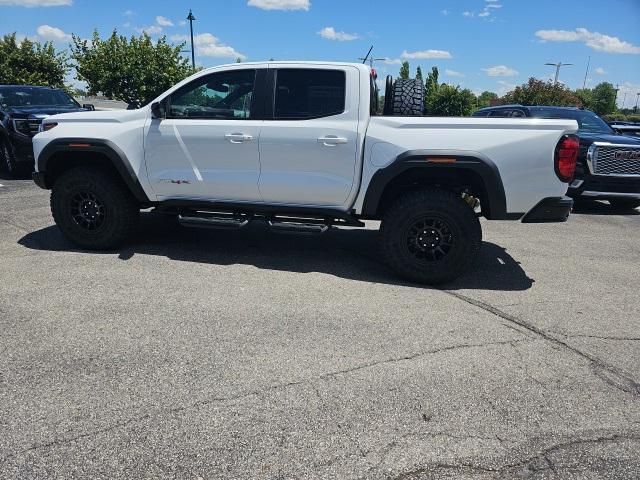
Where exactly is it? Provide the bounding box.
[187,9,196,71]
[635,92,640,113]
[545,62,573,84]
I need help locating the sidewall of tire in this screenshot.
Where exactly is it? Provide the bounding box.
[51,167,139,250]
[380,190,482,284]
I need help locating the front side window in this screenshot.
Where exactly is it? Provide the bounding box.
[274,69,346,119]
[169,70,255,119]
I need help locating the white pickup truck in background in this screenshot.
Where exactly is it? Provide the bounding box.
[32,62,579,284]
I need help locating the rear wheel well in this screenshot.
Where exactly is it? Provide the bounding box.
[375,168,492,218]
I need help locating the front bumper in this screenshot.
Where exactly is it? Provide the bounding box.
[32,171,47,189]
[522,196,573,223]
[8,133,35,164]
[568,175,640,201]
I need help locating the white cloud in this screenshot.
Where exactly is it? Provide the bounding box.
[179,20,187,26]
[483,65,518,76]
[381,58,401,65]
[617,82,640,108]
[137,25,163,35]
[247,0,310,10]
[36,24,71,42]
[594,67,606,75]
[401,49,452,59]
[123,22,131,28]
[0,0,71,6]
[479,11,490,17]
[317,27,358,41]
[497,80,517,95]
[486,3,502,8]
[441,9,450,15]
[171,33,245,59]
[462,11,474,17]
[535,28,640,54]
[445,69,465,77]
[156,16,173,27]
[123,9,133,16]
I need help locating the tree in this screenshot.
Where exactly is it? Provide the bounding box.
[477,91,498,109]
[399,61,410,80]
[574,88,594,110]
[0,33,69,87]
[591,82,617,116]
[425,84,476,117]
[71,30,193,106]
[415,66,423,82]
[501,78,580,107]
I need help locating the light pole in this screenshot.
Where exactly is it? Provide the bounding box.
[622,92,627,110]
[582,56,590,89]
[614,84,620,111]
[187,9,196,71]
[635,92,640,113]
[545,62,573,84]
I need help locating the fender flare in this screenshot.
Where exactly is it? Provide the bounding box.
[37,138,149,203]
[361,150,519,220]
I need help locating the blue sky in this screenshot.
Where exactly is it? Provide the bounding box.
[1,0,639,106]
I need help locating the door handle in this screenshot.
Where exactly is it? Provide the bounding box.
[317,135,348,146]
[225,133,253,143]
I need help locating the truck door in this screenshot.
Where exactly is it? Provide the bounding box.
[258,66,360,208]
[144,68,264,201]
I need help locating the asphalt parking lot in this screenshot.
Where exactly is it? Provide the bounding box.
[0,173,638,480]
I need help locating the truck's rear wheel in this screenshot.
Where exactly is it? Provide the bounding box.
[51,166,139,250]
[379,189,482,284]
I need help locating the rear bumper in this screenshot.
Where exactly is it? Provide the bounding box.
[522,196,573,223]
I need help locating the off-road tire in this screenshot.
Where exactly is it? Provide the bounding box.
[390,78,425,116]
[51,166,139,249]
[379,189,482,284]
[609,199,640,210]
[0,139,26,176]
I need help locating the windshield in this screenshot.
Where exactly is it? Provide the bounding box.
[0,87,79,109]
[529,107,613,134]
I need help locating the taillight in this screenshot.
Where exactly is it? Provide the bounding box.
[555,134,579,182]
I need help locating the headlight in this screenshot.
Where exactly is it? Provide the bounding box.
[39,122,58,132]
[12,119,31,136]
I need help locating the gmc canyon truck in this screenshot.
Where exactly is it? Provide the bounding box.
[32,62,579,284]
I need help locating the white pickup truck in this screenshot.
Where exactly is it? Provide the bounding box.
[32,61,579,284]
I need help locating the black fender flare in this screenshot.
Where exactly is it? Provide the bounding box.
[361,150,521,220]
[37,138,149,203]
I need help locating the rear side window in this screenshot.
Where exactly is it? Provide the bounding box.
[274,69,346,119]
[488,109,512,117]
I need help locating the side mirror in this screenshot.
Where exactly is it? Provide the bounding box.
[151,102,165,119]
[83,103,95,111]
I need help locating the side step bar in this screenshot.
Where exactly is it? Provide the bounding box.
[178,214,251,229]
[267,219,330,234]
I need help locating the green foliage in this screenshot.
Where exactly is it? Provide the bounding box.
[477,91,498,109]
[574,88,594,110]
[425,84,476,117]
[501,78,580,107]
[415,66,423,82]
[602,113,640,123]
[0,33,70,87]
[590,82,617,116]
[399,61,410,80]
[71,30,193,106]
[425,66,439,98]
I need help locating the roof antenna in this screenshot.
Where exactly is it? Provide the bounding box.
[360,45,374,65]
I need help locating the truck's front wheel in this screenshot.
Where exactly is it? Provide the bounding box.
[51,166,139,250]
[379,189,482,284]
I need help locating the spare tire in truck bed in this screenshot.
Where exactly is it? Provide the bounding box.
[383,77,425,116]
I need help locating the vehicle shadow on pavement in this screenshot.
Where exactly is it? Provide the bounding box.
[19,213,534,291]
[571,200,640,216]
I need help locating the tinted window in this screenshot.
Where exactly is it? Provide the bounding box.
[529,108,613,134]
[510,110,526,118]
[274,69,345,119]
[0,87,79,108]
[169,70,255,119]
[487,109,511,117]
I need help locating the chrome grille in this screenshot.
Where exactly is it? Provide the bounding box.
[591,144,640,176]
[27,119,42,137]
